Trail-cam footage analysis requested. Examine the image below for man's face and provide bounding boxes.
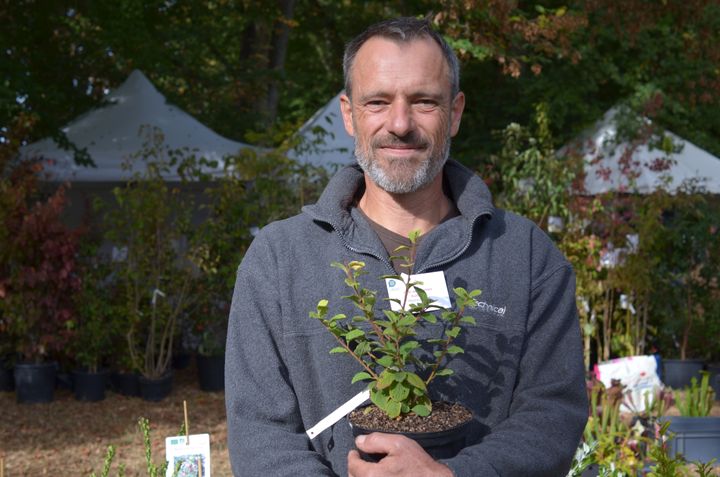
[340,36,464,194]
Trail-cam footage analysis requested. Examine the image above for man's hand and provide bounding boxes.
[347,433,454,477]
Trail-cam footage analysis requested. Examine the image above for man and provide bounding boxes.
[225,17,588,477]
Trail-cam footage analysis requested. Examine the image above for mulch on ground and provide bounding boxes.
[0,362,230,476]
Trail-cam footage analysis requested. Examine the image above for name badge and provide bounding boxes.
[385,271,451,311]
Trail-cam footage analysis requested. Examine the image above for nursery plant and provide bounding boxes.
[310,231,479,421]
[676,372,715,417]
[102,128,196,384]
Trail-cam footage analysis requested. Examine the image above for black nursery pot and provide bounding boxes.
[72,369,109,402]
[0,363,14,392]
[197,354,224,392]
[138,372,173,402]
[14,361,57,404]
[349,406,472,462]
[662,358,704,389]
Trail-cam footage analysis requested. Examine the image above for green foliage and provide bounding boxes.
[100,129,196,379]
[137,417,168,477]
[89,445,125,477]
[69,242,121,372]
[188,148,328,357]
[310,232,479,419]
[676,372,715,417]
[490,103,578,229]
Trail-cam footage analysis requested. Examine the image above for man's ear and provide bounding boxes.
[449,91,465,137]
[340,93,355,137]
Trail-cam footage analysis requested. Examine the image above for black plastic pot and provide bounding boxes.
[197,354,224,392]
[139,372,173,402]
[72,369,109,402]
[349,405,472,462]
[0,364,14,392]
[14,361,57,404]
[662,359,704,389]
[111,371,141,397]
[660,416,720,463]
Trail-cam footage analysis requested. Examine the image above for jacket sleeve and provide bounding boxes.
[443,263,588,477]
[224,232,338,476]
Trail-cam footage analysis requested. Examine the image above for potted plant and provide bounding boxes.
[67,246,119,402]
[0,157,82,403]
[661,372,720,464]
[310,231,479,460]
[102,130,196,401]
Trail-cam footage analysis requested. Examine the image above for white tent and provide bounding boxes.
[20,70,255,182]
[568,108,720,195]
[288,92,354,170]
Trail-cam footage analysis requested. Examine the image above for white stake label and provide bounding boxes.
[305,390,370,440]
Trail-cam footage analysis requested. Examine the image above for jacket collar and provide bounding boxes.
[302,160,495,270]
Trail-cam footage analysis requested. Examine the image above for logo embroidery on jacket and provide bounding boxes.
[472,300,507,317]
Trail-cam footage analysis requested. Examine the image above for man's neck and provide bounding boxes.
[357,172,453,238]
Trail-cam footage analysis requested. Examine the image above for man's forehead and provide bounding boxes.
[350,36,451,93]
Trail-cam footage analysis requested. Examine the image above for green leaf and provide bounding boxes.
[447,345,464,355]
[329,346,348,354]
[414,286,429,304]
[345,329,365,342]
[446,326,461,338]
[412,404,431,417]
[386,400,402,418]
[405,372,427,391]
[351,372,372,384]
[421,312,437,324]
[390,382,409,402]
[460,316,476,325]
[397,314,417,327]
[434,368,454,377]
[377,371,395,390]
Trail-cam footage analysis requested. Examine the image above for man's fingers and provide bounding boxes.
[354,432,414,455]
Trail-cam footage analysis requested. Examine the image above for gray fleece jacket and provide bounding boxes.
[225,160,588,477]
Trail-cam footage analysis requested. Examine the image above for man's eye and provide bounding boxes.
[366,101,387,107]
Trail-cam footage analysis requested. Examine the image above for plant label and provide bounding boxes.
[165,433,211,477]
[306,390,370,440]
[385,271,451,311]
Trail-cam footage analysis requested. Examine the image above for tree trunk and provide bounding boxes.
[260,0,296,125]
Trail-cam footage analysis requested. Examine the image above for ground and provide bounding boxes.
[0,363,230,476]
[1,366,718,476]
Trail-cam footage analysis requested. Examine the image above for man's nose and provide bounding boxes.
[385,100,414,137]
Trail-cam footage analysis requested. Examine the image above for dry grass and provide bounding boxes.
[0,363,230,476]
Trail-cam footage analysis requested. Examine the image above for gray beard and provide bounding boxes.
[354,138,451,194]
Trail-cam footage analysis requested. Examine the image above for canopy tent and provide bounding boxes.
[20,70,255,182]
[567,108,720,195]
[287,92,354,170]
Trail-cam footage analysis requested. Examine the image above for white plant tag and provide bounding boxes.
[385,271,451,311]
[306,389,370,440]
[165,433,211,477]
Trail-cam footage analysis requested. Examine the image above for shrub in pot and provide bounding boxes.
[101,137,196,402]
[67,249,119,402]
[310,232,478,460]
[0,164,82,403]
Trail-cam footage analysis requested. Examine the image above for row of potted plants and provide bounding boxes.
[0,125,329,403]
[488,102,720,380]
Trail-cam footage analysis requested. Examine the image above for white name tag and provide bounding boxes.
[385,271,451,311]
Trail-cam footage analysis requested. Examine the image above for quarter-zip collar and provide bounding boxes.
[302,159,495,271]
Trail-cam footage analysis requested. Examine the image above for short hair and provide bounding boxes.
[342,17,460,100]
